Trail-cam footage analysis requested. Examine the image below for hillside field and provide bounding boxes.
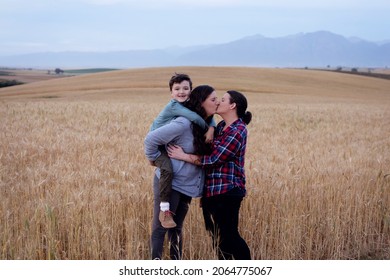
[1,66,390,260]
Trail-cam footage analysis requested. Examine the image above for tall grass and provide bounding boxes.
[244,104,390,259]
[1,67,389,259]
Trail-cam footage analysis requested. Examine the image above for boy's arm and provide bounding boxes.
[204,117,217,143]
[204,126,215,143]
[150,101,175,131]
[171,101,207,129]
[209,117,217,128]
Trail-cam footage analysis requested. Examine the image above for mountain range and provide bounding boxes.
[1,31,389,69]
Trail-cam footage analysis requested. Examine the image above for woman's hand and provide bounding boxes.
[167,144,186,161]
[168,145,202,165]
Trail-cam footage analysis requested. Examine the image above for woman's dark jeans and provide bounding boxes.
[202,194,251,260]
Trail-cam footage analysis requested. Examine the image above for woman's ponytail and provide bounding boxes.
[227,90,252,125]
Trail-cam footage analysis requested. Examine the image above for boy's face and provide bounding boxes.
[171,80,191,103]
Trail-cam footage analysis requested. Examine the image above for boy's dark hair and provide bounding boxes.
[169,73,192,91]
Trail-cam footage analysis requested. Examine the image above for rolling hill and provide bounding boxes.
[1,67,389,103]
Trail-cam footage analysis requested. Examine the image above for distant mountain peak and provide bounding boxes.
[1,31,388,68]
[240,34,266,41]
[348,36,367,43]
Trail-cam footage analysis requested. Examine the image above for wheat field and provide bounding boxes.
[1,67,390,259]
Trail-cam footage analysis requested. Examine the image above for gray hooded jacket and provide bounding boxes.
[144,116,204,198]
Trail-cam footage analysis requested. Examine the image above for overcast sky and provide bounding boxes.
[1,0,389,55]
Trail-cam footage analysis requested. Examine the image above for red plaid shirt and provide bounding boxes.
[201,118,248,197]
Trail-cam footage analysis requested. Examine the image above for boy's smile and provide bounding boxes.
[171,80,191,103]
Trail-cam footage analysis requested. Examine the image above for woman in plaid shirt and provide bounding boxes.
[168,90,252,260]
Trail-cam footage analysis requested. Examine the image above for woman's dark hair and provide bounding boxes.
[227,90,252,125]
[169,73,192,91]
[184,85,214,155]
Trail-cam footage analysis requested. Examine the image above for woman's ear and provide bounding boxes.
[230,102,237,110]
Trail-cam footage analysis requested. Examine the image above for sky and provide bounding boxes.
[1,0,389,55]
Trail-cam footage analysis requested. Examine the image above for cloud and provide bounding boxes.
[1,0,388,55]
[80,0,127,5]
[78,0,389,8]
[3,0,389,10]
[79,0,244,7]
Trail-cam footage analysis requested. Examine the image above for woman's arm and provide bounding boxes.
[167,145,202,166]
[168,129,244,167]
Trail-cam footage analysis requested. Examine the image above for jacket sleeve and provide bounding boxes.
[144,117,187,161]
[171,101,207,130]
[209,117,217,127]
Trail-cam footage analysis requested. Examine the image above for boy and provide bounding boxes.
[148,73,214,228]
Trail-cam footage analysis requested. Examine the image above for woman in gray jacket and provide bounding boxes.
[144,85,218,260]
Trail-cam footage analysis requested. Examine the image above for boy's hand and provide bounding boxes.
[204,126,215,144]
